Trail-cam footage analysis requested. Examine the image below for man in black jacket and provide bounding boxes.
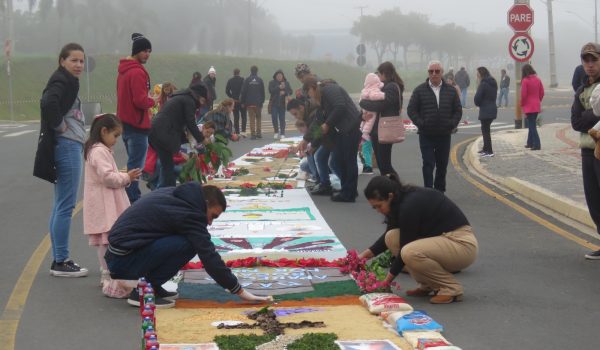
[240,65,265,139]
[105,183,271,308]
[407,60,462,193]
[226,68,247,135]
[149,82,208,188]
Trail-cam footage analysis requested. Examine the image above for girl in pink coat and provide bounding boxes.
[520,64,545,150]
[83,114,141,294]
[359,73,385,174]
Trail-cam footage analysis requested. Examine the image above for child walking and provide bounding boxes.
[359,73,385,174]
[83,114,141,297]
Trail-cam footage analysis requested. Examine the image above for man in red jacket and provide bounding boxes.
[117,33,156,203]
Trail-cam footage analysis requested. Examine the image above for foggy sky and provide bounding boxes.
[265,0,597,40]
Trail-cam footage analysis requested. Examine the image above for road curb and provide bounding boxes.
[465,137,595,230]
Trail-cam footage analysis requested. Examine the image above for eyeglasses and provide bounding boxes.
[428,69,441,74]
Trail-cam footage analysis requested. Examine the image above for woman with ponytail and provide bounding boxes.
[359,175,478,304]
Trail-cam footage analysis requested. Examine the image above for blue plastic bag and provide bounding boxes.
[396,311,444,335]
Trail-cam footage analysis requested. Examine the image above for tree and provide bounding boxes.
[351,15,388,64]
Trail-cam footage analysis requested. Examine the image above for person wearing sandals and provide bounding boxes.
[358,175,478,304]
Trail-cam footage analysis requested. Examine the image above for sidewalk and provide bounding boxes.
[466,122,599,237]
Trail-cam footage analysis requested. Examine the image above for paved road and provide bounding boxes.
[1,90,599,349]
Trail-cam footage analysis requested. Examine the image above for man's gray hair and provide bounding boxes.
[427,60,444,70]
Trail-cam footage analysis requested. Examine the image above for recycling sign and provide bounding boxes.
[509,33,534,62]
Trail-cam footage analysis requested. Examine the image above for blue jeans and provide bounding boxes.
[49,137,83,263]
[497,87,509,107]
[418,134,451,192]
[271,105,286,135]
[526,113,541,149]
[315,147,334,186]
[105,235,196,286]
[122,125,148,203]
[301,154,319,181]
[460,88,468,108]
[361,140,373,168]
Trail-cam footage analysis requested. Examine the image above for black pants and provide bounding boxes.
[334,128,361,200]
[480,119,493,153]
[371,131,397,176]
[582,149,600,234]
[155,146,176,188]
[418,134,451,192]
[233,102,247,134]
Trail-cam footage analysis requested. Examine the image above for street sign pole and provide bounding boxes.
[510,0,533,129]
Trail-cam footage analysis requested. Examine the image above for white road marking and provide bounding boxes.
[3,130,36,137]
[459,122,509,129]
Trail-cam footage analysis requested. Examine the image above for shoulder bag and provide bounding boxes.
[377,83,405,144]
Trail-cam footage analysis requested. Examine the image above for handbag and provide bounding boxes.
[377,83,405,144]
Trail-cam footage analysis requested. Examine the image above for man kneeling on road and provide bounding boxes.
[105,182,271,308]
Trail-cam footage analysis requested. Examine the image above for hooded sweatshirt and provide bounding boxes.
[116,58,155,131]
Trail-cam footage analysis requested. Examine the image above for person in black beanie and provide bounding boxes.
[116,33,155,203]
[131,32,152,57]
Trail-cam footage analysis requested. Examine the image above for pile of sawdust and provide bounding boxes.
[155,305,411,349]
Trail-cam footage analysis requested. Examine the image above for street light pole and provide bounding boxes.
[6,0,15,121]
[546,0,558,87]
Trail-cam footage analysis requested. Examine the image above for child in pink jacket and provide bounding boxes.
[83,114,141,296]
[359,73,385,174]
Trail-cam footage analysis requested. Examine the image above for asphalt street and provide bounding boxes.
[1,88,599,349]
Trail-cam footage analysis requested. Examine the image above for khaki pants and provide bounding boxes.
[385,225,478,296]
[247,106,262,137]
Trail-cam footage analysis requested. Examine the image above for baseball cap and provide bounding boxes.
[581,42,600,58]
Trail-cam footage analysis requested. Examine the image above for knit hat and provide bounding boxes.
[208,66,216,75]
[131,33,152,56]
[294,63,311,77]
[189,82,208,98]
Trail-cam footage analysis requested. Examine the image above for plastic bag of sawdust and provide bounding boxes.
[380,310,413,325]
[359,293,412,314]
[396,311,443,335]
[403,331,449,348]
[402,331,452,350]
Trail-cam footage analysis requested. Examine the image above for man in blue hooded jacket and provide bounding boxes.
[105,182,271,308]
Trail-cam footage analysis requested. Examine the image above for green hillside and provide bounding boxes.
[0,54,426,121]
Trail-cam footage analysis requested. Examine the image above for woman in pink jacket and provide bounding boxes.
[521,64,545,150]
[83,114,141,294]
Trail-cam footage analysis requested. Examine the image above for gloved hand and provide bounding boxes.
[236,289,273,302]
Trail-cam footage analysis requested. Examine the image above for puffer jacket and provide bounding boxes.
[407,79,462,135]
[319,83,361,134]
[149,88,205,154]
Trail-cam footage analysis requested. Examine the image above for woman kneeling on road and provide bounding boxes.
[358,175,478,304]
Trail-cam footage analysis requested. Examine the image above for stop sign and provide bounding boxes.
[507,4,534,32]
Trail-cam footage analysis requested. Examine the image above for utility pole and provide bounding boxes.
[596,0,598,42]
[545,0,558,87]
[355,5,367,17]
[247,0,252,56]
[6,0,15,121]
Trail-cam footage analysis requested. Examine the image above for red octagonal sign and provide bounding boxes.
[507,4,534,32]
